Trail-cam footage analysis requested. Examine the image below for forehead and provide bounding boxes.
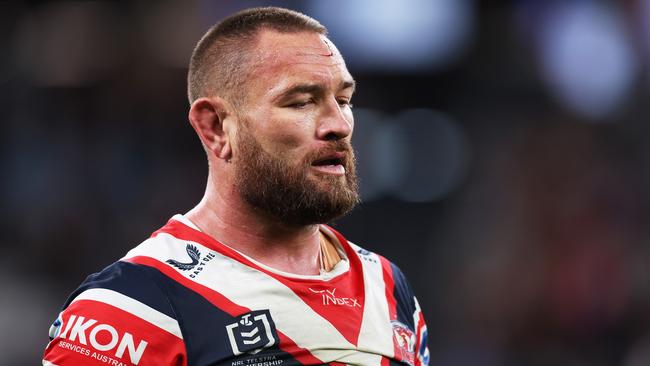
[247,30,352,91]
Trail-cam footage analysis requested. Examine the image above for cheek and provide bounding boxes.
[262,114,316,147]
[271,131,306,147]
[258,128,312,162]
[246,107,319,155]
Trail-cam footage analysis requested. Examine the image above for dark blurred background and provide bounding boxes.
[3,0,650,365]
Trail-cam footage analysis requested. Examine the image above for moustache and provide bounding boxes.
[305,141,356,169]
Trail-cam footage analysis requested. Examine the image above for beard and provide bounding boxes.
[234,126,359,227]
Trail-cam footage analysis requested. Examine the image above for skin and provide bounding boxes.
[186,29,356,275]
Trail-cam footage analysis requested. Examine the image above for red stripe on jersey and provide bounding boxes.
[380,256,401,362]
[380,256,397,321]
[126,255,330,365]
[150,219,366,346]
[414,311,427,366]
[43,299,186,366]
[276,331,334,365]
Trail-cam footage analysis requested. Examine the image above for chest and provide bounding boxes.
[169,260,400,365]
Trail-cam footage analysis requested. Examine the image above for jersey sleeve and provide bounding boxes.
[42,261,187,366]
[382,258,430,366]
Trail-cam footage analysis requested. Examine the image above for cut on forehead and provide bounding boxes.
[253,30,341,56]
[246,30,347,73]
[224,30,351,108]
[194,30,338,108]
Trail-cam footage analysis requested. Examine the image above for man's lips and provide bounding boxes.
[311,151,347,176]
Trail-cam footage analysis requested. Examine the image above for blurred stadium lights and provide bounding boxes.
[624,335,650,366]
[392,109,470,202]
[354,108,470,203]
[12,2,122,87]
[353,109,407,201]
[536,1,638,121]
[308,0,475,72]
[141,1,205,68]
[638,0,650,77]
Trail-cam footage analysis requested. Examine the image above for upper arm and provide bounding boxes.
[42,262,187,366]
[385,261,430,366]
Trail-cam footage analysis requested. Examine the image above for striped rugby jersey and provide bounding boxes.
[43,215,429,366]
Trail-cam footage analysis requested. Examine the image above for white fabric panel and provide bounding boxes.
[349,242,394,363]
[71,288,183,339]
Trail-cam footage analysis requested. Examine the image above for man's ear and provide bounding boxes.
[188,96,234,161]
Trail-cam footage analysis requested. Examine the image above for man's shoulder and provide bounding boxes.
[56,221,192,323]
[44,250,187,365]
[62,258,175,318]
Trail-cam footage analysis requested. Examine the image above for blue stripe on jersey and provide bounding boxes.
[62,261,305,365]
[137,262,305,366]
[67,260,303,365]
[141,262,236,364]
[62,261,177,319]
[390,262,417,331]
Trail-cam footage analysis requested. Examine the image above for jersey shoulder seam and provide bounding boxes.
[126,260,190,352]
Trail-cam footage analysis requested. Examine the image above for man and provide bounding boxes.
[43,7,429,366]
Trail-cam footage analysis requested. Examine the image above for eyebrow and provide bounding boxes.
[278,79,356,100]
[342,80,356,93]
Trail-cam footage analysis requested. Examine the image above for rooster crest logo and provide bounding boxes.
[166,244,201,271]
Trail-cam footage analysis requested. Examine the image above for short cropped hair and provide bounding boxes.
[187,7,327,105]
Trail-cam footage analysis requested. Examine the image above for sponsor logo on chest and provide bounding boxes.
[308,287,361,307]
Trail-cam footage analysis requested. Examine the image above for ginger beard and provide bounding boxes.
[234,124,359,227]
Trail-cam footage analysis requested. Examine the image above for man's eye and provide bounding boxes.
[287,100,313,109]
[338,99,353,108]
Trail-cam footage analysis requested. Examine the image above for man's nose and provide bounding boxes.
[316,99,353,140]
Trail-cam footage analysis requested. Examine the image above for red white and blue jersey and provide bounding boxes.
[43,215,429,366]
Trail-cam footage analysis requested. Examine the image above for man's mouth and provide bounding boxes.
[311,152,346,176]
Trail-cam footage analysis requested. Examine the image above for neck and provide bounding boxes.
[186,174,322,275]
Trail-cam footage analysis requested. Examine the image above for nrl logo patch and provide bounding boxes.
[166,244,200,271]
[226,310,278,356]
